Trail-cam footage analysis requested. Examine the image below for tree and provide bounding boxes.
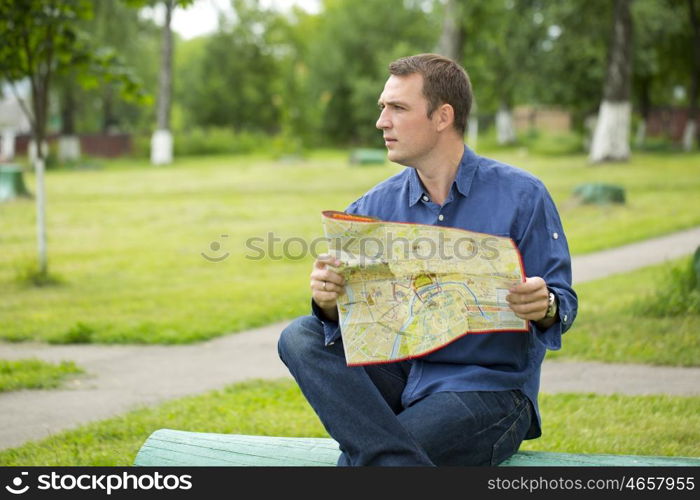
[126,0,192,165]
[589,0,634,162]
[303,0,439,145]
[629,0,687,148]
[438,0,464,62]
[0,0,146,277]
[177,0,286,133]
[684,0,700,150]
[486,0,547,145]
[437,0,479,149]
[151,0,175,165]
[0,0,93,277]
[84,0,160,134]
[437,1,549,146]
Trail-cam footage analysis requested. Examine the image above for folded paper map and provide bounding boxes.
[321,210,528,366]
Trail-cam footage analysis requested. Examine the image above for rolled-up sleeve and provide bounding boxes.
[310,299,342,346]
[515,181,578,350]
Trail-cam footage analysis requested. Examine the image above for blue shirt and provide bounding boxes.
[312,145,578,438]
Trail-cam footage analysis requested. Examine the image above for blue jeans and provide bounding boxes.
[278,315,533,466]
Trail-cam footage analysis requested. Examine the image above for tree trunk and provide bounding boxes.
[589,0,633,163]
[102,86,119,133]
[467,101,478,150]
[59,81,80,162]
[151,0,174,165]
[683,0,700,151]
[30,13,60,276]
[496,102,516,145]
[635,76,651,148]
[438,0,464,62]
[634,120,646,149]
[438,0,478,148]
[31,74,49,276]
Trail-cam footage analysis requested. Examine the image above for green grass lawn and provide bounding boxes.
[1,149,699,344]
[548,257,700,366]
[0,379,696,465]
[0,359,83,392]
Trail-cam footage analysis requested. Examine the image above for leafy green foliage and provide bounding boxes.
[5,0,694,147]
[0,0,146,128]
[177,0,284,133]
[300,0,439,145]
[171,127,275,156]
[633,253,700,317]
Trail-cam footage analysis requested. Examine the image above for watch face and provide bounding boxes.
[545,293,556,318]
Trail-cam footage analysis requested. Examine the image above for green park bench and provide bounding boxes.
[573,183,626,204]
[133,429,700,467]
[349,148,386,165]
[0,164,31,202]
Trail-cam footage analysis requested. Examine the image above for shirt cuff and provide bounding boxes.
[310,299,342,346]
[532,287,575,350]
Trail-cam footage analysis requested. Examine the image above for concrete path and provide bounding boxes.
[1,227,699,451]
[571,226,700,284]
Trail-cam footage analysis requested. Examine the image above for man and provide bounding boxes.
[278,53,577,466]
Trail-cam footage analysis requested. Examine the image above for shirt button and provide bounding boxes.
[553,232,559,240]
[563,314,568,323]
[422,195,429,202]
[438,214,444,221]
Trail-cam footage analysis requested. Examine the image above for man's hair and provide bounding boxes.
[388,53,472,135]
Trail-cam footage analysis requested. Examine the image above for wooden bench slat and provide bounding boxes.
[133,429,700,467]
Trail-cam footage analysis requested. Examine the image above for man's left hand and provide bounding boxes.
[506,276,551,323]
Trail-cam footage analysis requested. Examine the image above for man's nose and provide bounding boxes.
[376,109,390,129]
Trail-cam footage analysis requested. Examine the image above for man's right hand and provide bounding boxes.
[310,254,345,322]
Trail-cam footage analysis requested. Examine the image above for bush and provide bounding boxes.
[634,252,700,317]
[475,128,585,156]
[49,322,96,344]
[174,127,271,156]
[130,128,307,158]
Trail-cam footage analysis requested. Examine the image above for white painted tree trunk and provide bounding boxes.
[496,107,516,145]
[583,115,597,153]
[634,120,646,148]
[467,115,479,150]
[1,129,15,160]
[152,0,174,166]
[467,100,478,150]
[682,119,697,151]
[28,140,49,165]
[589,100,631,162]
[150,129,173,165]
[34,157,48,275]
[58,135,81,162]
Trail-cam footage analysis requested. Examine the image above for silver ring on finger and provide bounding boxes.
[322,281,327,291]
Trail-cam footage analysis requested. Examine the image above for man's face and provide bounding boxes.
[376,73,440,166]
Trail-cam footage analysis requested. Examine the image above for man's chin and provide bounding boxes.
[386,150,407,165]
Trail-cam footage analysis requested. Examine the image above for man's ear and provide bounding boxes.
[435,103,455,132]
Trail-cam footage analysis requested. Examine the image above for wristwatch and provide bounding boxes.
[544,291,558,320]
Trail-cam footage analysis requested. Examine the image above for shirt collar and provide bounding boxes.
[407,145,479,207]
